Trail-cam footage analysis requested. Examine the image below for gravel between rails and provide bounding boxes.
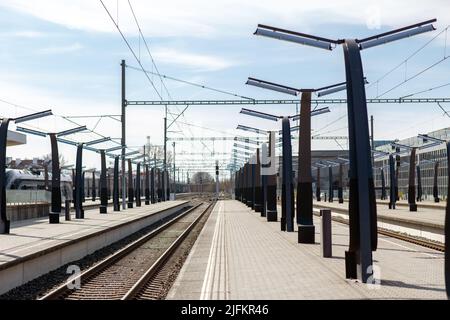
[134,200,215,300]
[60,203,209,300]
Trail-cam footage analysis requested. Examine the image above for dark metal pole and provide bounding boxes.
[244,164,247,204]
[328,166,334,203]
[0,118,11,234]
[136,163,141,207]
[266,132,278,222]
[151,167,156,204]
[261,169,267,217]
[343,39,377,283]
[251,155,256,210]
[445,142,450,299]
[173,142,176,200]
[100,150,108,214]
[254,149,262,212]
[416,165,422,202]
[388,155,396,209]
[297,91,314,243]
[74,144,84,219]
[145,164,150,205]
[163,117,167,201]
[433,161,440,202]
[49,133,61,223]
[92,170,96,202]
[82,171,86,203]
[246,162,251,207]
[113,156,120,211]
[408,148,417,211]
[371,115,374,167]
[395,151,400,201]
[157,169,162,202]
[316,167,321,201]
[381,168,386,200]
[128,159,134,208]
[338,163,344,204]
[281,116,294,232]
[121,59,127,210]
[165,170,170,201]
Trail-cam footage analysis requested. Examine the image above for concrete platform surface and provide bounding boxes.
[0,200,188,269]
[0,200,190,295]
[168,200,446,300]
[316,200,445,228]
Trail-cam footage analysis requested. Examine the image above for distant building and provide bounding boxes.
[374,127,450,200]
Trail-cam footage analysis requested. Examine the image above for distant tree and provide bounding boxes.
[42,153,67,170]
[191,172,214,185]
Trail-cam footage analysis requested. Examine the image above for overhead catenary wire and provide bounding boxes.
[126,0,213,153]
[126,64,254,101]
[367,25,450,94]
[376,55,450,98]
[0,97,144,156]
[100,0,212,156]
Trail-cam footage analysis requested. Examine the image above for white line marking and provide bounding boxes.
[200,201,223,300]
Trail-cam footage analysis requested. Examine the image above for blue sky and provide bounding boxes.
[1,0,450,171]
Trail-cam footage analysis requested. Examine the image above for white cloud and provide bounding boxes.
[37,43,83,54]
[0,0,448,38]
[152,48,235,71]
[0,30,49,38]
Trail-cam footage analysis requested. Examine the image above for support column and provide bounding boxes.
[113,156,120,211]
[74,144,84,219]
[145,164,150,205]
[408,147,417,211]
[0,119,11,234]
[157,169,162,202]
[136,163,142,207]
[49,133,61,223]
[296,91,314,243]
[121,59,127,210]
[254,149,262,212]
[266,132,278,222]
[92,170,97,202]
[245,162,252,207]
[381,168,386,200]
[433,161,440,203]
[338,163,344,204]
[100,150,108,214]
[165,170,170,201]
[328,166,334,203]
[416,165,422,202]
[128,159,134,208]
[82,171,86,203]
[261,170,267,217]
[343,39,377,283]
[251,155,256,210]
[445,142,450,299]
[281,116,294,232]
[150,167,156,204]
[388,155,396,209]
[316,167,321,201]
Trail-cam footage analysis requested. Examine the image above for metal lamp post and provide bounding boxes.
[1,111,53,233]
[253,19,437,282]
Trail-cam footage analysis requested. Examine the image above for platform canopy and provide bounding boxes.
[6,130,26,147]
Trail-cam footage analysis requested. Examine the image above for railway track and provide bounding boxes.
[40,200,215,300]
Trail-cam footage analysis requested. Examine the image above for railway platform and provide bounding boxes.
[314,200,445,243]
[0,200,190,295]
[168,200,446,300]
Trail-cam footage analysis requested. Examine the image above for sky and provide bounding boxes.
[1,0,450,173]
